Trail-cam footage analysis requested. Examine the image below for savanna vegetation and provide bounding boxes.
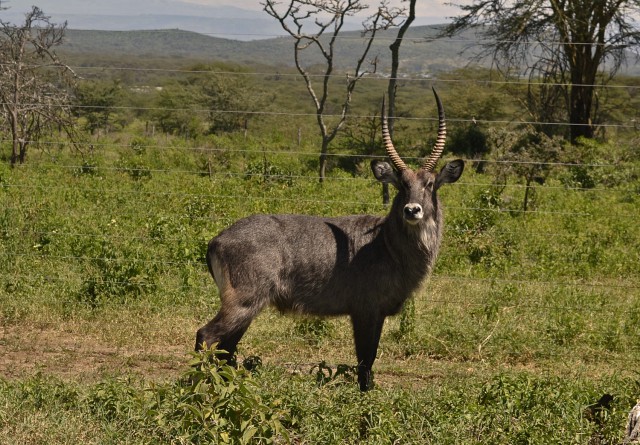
[1,10,640,444]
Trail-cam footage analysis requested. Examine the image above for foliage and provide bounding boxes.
[486,128,564,211]
[74,79,124,134]
[0,135,639,443]
[447,123,491,162]
[444,0,640,142]
[294,317,333,345]
[154,62,269,137]
[3,364,638,444]
[140,348,291,444]
[75,236,159,308]
[197,63,268,134]
[1,51,640,444]
[155,81,205,136]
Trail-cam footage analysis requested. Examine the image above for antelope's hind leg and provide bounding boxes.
[195,255,264,364]
[195,305,256,364]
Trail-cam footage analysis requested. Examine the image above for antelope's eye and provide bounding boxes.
[426,180,434,190]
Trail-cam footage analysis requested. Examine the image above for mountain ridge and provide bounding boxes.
[59,25,480,75]
[55,26,640,76]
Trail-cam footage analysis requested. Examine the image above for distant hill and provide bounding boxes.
[60,26,484,75]
[56,14,287,40]
[58,27,640,76]
[1,4,288,41]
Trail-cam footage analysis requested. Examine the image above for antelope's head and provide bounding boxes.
[371,88,464,227]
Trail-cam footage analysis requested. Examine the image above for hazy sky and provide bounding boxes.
[4,0,461,20]
[197,0,459,17]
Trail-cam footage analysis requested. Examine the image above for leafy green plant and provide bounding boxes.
[398,297,416,338]
[75,237,158,307]
[294,317,332,346]
[85,378,140,422]
[310,361,357,387]
[244,156,294,186]
[143,348,291,444]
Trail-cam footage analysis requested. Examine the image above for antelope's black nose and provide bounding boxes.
[403,204,423,221]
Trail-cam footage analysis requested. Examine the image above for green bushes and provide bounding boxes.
[76,237,159,307]
[144,349,291,444]
[2,364,638,444]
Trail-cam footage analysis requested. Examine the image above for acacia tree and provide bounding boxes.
[154,63,267,137]
[75,80,123,134]
[263,0,403,182]
[197,64,268,134]
[444,0,640,143]
[0,6,78,165]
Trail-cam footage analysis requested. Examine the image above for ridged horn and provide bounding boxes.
[421,87,447,172]
[381,95,407,172]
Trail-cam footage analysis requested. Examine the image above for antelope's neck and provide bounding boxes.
[382,207,443,273]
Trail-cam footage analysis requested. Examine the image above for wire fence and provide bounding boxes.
[3,261,639,315]
[2,26,640,357]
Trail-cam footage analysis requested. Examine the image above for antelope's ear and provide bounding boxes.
[435,159,464,190]
[371,160,399,188]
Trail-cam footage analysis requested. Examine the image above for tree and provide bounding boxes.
[155,82,204,137]
[154,63,266,138]
[0,7,78,165]
[263,0,403,182]
[386,0,415,137]
[382,0,416,206]
[74,80,123,134]
[197,64,267,135]
[444,0,640,143]
[488,128,562,211]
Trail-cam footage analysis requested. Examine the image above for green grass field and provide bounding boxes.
[1,130,639,444]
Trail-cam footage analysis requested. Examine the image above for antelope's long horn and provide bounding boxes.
[421,87,447,172]
[381,95,407,172]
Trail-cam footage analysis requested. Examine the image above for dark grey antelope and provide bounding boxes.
[196,88,464,391]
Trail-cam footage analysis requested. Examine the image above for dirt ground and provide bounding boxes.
[0,324,188,382]
[0,322,449,389]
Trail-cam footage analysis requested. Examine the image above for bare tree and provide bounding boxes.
[0,6,78,165]
[263,0,403,182]
[444,0,640,143]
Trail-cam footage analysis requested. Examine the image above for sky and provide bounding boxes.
[198,0,460,18]
[3,0,461,21]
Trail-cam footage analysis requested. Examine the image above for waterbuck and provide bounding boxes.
[196,88,464,391]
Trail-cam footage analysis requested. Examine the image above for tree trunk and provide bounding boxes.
[10,112,19,167]
[319,140,329,183]
[385,0,415,205]
[10,139,18,166]
[569,82,595,143]
[19,142,27,164]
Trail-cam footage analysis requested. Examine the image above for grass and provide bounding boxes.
[1,130,639,443]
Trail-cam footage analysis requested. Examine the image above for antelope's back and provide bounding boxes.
[207,213,395,315]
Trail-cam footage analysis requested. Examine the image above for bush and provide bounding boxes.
[143,348,292,444]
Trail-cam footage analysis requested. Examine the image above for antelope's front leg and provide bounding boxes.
[351,313,385,391]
